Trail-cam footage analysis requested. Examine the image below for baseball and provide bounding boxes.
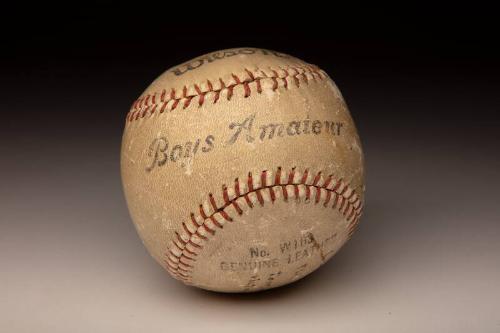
[121,48,365,292]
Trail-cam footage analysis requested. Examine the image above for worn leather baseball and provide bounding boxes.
[121,48,364,292]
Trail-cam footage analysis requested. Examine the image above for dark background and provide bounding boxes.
[1,6,499,332]
[2,7,499,161]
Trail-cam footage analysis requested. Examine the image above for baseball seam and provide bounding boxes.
[164,167,363,283]
[127,65,326,122]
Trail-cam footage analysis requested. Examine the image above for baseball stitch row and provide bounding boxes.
[126,65,326,122]
[164,167,363,283]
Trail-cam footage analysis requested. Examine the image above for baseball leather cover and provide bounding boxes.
[121,48,364,292]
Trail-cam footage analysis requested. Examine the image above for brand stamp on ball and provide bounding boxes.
[146,114,346,172]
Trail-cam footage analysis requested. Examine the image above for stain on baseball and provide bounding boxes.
[121,48,365,292]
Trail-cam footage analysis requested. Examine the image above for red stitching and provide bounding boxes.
[244,194,254,208]
[195,231,208,241]
[294,185,300,199]
[282,185,289,201]
[305,186,311,201]
[231,73,241,84]
[172,240,183,252]
[314,187,321,204]
[180,254,196,262]
[332,193,339,208]
[171,99,179,110]
[243,82,251,97]
[275,167,282,185]
[177,270,190,277]
[209,193,218,212]
[301,169,309,183]
[222,186,230,204]
[232,201,243,215]
[244,68,255,80]
[312,171,322,186]
[150,104,157,115]
[166,167,363,282]
[210,216,223,229]
[202,223,215,235]
[179,258,193,267]
[165,256,177,266]
[282,77,288,89]
[226,84,234,100]
[234,178,241,195]
[183,247,198,257]
[271,77,278,91]
[323,190,332,207]
[219,210,233,222]
[256,189,264,206]
[248,172,255,191]
[256,79,262,93]
[339,197,346,211]
[127,66,327,122]
[347,207,356,220]
[288,168,295,184]
[182,222,192,236]
[269,187,276,203]
[175,231,186,245]
[189,240,203,249]
[160,101,167,113]
[166,261,177,270]
[199,205,208,220]
[177,266,190,273]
